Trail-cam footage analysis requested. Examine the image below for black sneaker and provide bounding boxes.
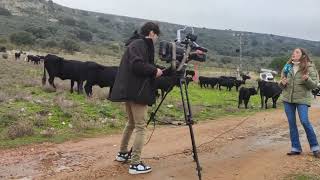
[115,152,131,162]
[129,161,152,175]
[286,151,301,156]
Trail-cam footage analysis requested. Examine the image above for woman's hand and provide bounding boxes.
[281,77,288,86]
[302,74,309,81]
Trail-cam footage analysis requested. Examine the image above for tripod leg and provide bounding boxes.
[178,79,202,180]
[147,86,173,126]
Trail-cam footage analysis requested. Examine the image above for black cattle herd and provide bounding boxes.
[10,52,320,109]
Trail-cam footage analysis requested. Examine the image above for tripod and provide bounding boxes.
[147,68,202,180]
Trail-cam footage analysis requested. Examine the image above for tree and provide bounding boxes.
[251,39,258,46]
[77,30,92,42]
[43,40,58,48]
[25,27,50,39]
[268,56,289,73]
[48,0,55,12]
[61,39,80,52]
[10,31,34,45]
[59,17,77,26]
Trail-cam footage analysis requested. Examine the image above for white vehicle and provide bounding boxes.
[259,72,274,81]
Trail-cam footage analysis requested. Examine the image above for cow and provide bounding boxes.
[199,76,219,88]
[155,75,177,98]
[241,74,251,83]
[198,76,207,88]
[42,54,88,94]
[238,87,257,109]
[199,76,210,88]
[155,75,193,99]
[84,62,118,97]
[15,52,21,60]
[257,80,282,109]
[27,55,41,64]
[220,76,237,80]
[218,76,235,91]
[234,80,245,91]
[186,70,195,78]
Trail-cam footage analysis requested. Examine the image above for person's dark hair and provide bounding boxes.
[140,22,160,36]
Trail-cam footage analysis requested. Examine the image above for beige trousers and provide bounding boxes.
[120,102,148,164]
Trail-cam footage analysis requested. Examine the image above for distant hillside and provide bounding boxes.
[1,0,320,69]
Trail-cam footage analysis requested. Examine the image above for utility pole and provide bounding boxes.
[233,32,244,79]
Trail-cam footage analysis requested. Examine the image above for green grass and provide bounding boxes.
[0,57,278,149]
[285,174,320,180]
[153,83,267,122]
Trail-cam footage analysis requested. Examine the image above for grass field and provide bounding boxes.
[0,54,276,148]
[286,173,320,180]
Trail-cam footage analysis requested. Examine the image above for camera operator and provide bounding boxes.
[109,22,162,174]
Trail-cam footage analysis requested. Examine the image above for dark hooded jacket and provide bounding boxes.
[109,34,158,105]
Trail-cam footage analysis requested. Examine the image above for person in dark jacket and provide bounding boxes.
[280,48,320,158]
[109,22,163,174]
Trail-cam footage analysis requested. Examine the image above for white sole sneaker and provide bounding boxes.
[129,168,152,175]
[115,156,127,162]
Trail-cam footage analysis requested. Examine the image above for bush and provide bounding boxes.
[2,53,8,59]
[0,46,6,52]
[46,26,58,35]
[0,112,18,127]
[25,27,50,39]
[98,32,113,41]
[7,121,34,139]
[0,7,11,16]
[77,21,89,29]
[43,40,58,48]
[89,27,99,33]
[61,39,80,52]
[10,31,34,45]
[77,30,92,42]
[0,37,7,44]
[98,17,110,23]
[59,17,77,26]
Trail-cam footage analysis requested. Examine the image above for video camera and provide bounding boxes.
[158,26,208,71]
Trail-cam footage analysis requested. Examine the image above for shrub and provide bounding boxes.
[43,40,58,48]
[59,17,77,26]
[10,31,34,45]
[77,30,92,42]
[60,39,80,52]
[7,121,34,139]
[97,17,110,23]
[2,53,8,59]
[0,46,6,52]
[25,27,50,39]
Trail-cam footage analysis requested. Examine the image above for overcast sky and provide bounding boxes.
[54,0,320,41]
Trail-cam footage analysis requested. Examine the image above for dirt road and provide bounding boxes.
[1,103,320,180]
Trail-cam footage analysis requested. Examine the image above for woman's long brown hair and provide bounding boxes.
[287,48,311,75]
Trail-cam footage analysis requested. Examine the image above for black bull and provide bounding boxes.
[42,54,118,97]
